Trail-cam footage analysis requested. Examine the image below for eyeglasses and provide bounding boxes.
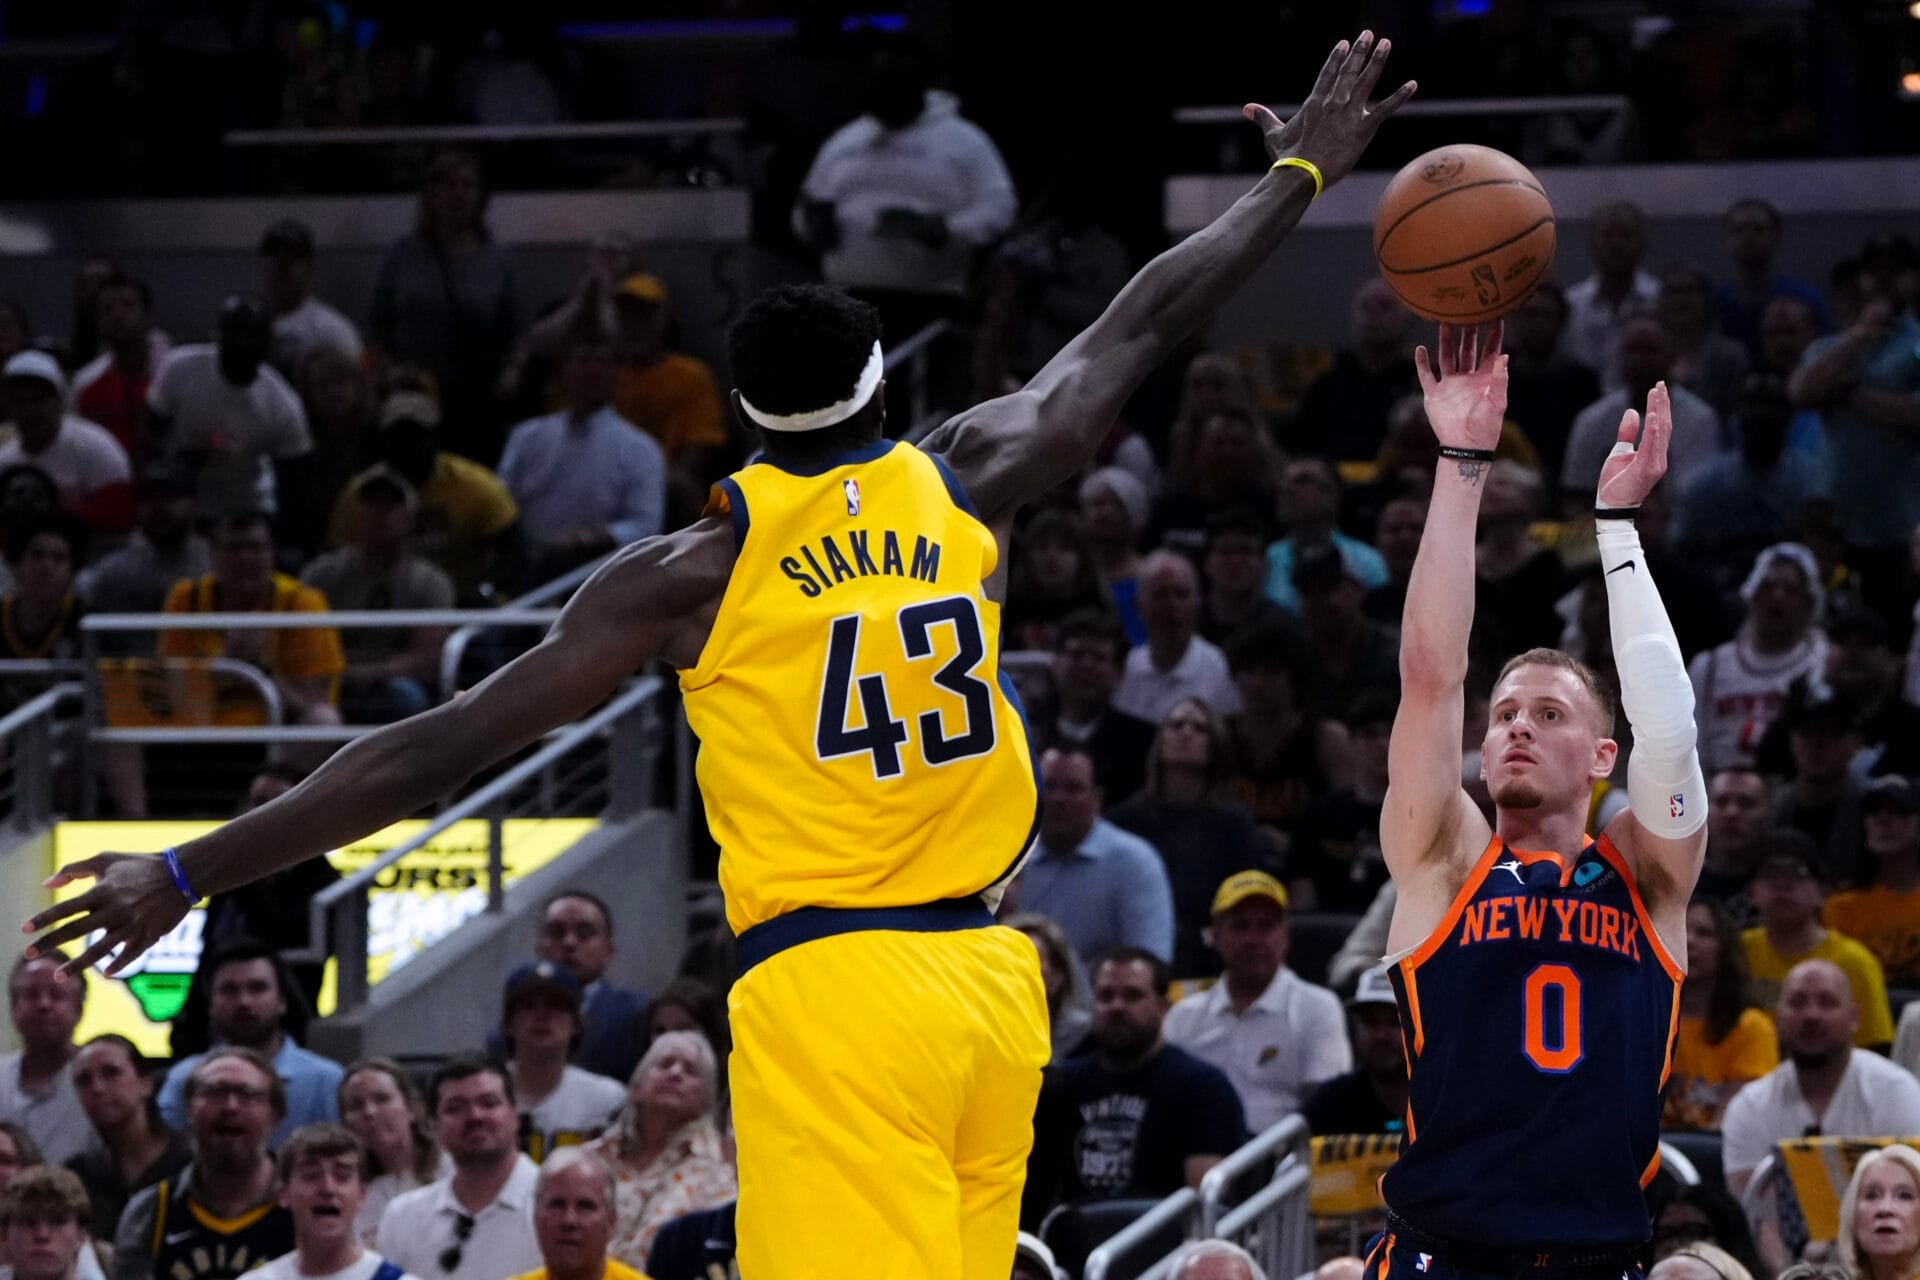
[193,1083,270,1106]
[438,1212,474,1274]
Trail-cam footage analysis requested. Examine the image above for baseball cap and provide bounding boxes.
[1014,1232,1059,1279]
[616,273,668,305]
[1211,870,1290,917]
[1753,828,1823,881]
[380,391,442,430]
[502,960,584,1013]
[259,219,316,257]
[1291,542,1352,593]
[1862,775,1920,816]
[3,350,66,396]
[1348,965,1397,1009]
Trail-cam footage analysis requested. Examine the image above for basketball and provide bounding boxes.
[1372,144,1556,324]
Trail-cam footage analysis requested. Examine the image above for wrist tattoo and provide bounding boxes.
[1455,459,1489,483]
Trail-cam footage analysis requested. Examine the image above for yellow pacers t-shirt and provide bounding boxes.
[1825,886,1920,986]
[509,1263,651,1280]
[1663,1008,1779,1130]
[1742,926,1895,1046]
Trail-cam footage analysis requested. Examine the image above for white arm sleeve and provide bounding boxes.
[1595,513,1708,840]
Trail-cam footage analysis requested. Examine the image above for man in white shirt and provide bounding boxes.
[148,297,312,517]
[377,1060,541,1280]
[1113,551,1244,724]
[500,963,626,1162]
[259,221,364,378]
[0,954,96,1166]
[1561,200,1659,389]
[1686,542,1829,776]
[1722,959,1920,1196]
[496,333,666,578]
[259,1124,419,1280]
[1561,314,1722,509]
[0,350,133,536]
[1163,872,1351,1133]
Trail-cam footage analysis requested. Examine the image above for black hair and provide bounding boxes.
[212,510,275,542]
[725,285,883,457]
[1205,505,1271,548]
[1224,619,1311,683]
[1685,897,1753,1046]
[1649,1184,1764,1280]
[542,889,615,940]
[202,937,291,1000]
[95,272,153,312]
[1093,946,1172,998]
[1053,608,1129,663]
[427,1055,514,1115]
[3,512,86,570]
[1723,197,1782,230]
[645,977,731,1064]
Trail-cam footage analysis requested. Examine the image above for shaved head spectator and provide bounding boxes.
[1113,551,1243,725]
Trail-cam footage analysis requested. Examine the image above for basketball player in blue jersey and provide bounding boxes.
[27,31,1415,1280]
[1375,327,1709,1280]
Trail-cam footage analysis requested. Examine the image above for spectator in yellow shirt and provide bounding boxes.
[1825,776,1920,987]
[508,1147,650,1280]
[1742,831,1894,1049]
[161,510,343,726]
[1667,898,1779,1130]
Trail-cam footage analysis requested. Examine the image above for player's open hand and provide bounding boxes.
[22,852,187,978]
[1597,380,1672,511]
[1414,322,1507,453]
[1243,31,1417,190]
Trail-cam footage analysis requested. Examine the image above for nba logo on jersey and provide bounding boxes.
[843,478,861,515]
[1416,1254,1432,1272]
[1669,793,1686,818]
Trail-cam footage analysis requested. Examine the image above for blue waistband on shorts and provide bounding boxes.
[734,898,995,975]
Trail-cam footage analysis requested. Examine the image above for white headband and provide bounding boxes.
[738,342,884,433]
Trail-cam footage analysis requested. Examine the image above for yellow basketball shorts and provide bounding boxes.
[728,918,1049,1280]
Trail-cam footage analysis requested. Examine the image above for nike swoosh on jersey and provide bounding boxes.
[1607,560,1636,575]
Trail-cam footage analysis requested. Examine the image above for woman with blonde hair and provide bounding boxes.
[1838,1145,1920,1280]
[1648,1242,1754,1280]
[1003,913,1091,1061]
[586,1030,736,1267]
[337,1058,449,1244]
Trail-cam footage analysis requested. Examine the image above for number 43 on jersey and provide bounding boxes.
[814,595,998,779]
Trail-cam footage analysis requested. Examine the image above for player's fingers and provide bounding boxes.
[1486,319,1506,360]
[104,929,161,978]
[1414,345,1435,394]
[1370,80,1419,125]
[42,854,109,892]
[1243,103,1284,134]
[1336,31,1375,103]
[65,931,122,979]
[28,912,105,957]
[22,885,100,939]
[1354,35,1392,102]
[1310,40,1351,103]
[1615,407,1641,447]
[1436,328,1455,377]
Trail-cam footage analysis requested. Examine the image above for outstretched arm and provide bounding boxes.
[1381,326,1505,880]
[927,31,1415,522]
[23,522,731,974]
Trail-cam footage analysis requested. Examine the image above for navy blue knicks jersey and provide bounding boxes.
[1382,835,1682,1248]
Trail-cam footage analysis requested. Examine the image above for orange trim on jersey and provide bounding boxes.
[1403,835,1506,970]
[1380,1232,1396,1280]
[1593,835,1685,981]
[1658,980,1682,1091]
[1640,1147,1662,1188]
[1401,962,1427,1056]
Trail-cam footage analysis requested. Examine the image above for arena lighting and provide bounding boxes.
[1909,1,1920,19]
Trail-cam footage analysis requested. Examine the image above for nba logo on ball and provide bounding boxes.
[844,478,861,516]
[1670,794,1686,819]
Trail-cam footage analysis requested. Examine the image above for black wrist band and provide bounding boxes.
[1594,507,1640,520]
[1438,446,1496,462]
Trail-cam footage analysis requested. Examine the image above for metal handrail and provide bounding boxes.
[1084,1188,1200,1280]
[282,675,662,1008]
[1211,1157,1313,1280]
[0,660,85,676]
[1199,1114,1310,1233]
[82,609,564,632]
[1175,94,1629,125]
[224,118,746,146]
[0,684,83,831]
[440,555,612,698]
[1660,1140,1701,1187]
[0,683,82,741]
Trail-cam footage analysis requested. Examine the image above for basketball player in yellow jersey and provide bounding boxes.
[27,32,1415,1280]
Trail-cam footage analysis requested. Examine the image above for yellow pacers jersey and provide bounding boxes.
[680,439,1039,935]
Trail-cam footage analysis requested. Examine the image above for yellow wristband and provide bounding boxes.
[1271,155,1324,198]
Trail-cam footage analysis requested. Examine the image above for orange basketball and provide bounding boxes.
[1373,144,1556,324]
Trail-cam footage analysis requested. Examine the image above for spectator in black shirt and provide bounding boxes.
[1693,769,1772,926]
[1199,507,1292,647]
[1291,543,1400,723]
[1812,608,1920,779]
[1772,692,1868,885]
[1302,966,1407,1137]
[1285,279,1416,461]
[1148,411,1279,564]
[1223,622,1350,852]
[1002,509,1114,655]
[1287,692,1392,914]
[1032,610,1156,804]
[1474,462,1568,654]
[1364,496,1425,627]
[1022,949,1247,1227]
[1504,282,1600,480]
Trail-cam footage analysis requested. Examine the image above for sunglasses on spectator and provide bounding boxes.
[439,1212,475,1274]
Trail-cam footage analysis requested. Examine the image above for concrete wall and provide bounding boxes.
[306,809,686,1064]
[0,825,56,1056]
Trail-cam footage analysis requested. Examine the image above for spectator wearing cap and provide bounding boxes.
[1198,508,1293,648]
[1714,198,1827,363]
[331,382,519,603]
[148,297,312,518]
[499,963,625,1162]
[1010,745,1174,968]
[1222,623,1349,852]
[75,466,208,655]
[1162,872,1349,1132]
[1290,543,1400,724]
[1721,959,1920,1199]
[1739,832,1893,1049]
[1772,691,1868,880]
[1109,700,1267,980]
[1687,542,1829,775]
[259,220,364,378]
[1031,610,1156,808]
[1301,966,1407,1136]
[0,352,132,536]
[1112,552,1242,725]
[1823,777,1920,987]
[1286,691,1393,913]
[498,330,667,579]
[375,1058,541,1280]
[1789,254,1920,602]
[1023,948,1247,1226]
[161,511,344,727]
[506,1148,634,1280]
[1078,467,1148,645]
[608,275,728,509]
[1263,456,1390,615]
[254,1124,420,1280]
[515,893,649,1085]
[301,468,455,722]
[1673,372,1830,588]
[1,1165,98,1280]
[70,273,168,470]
